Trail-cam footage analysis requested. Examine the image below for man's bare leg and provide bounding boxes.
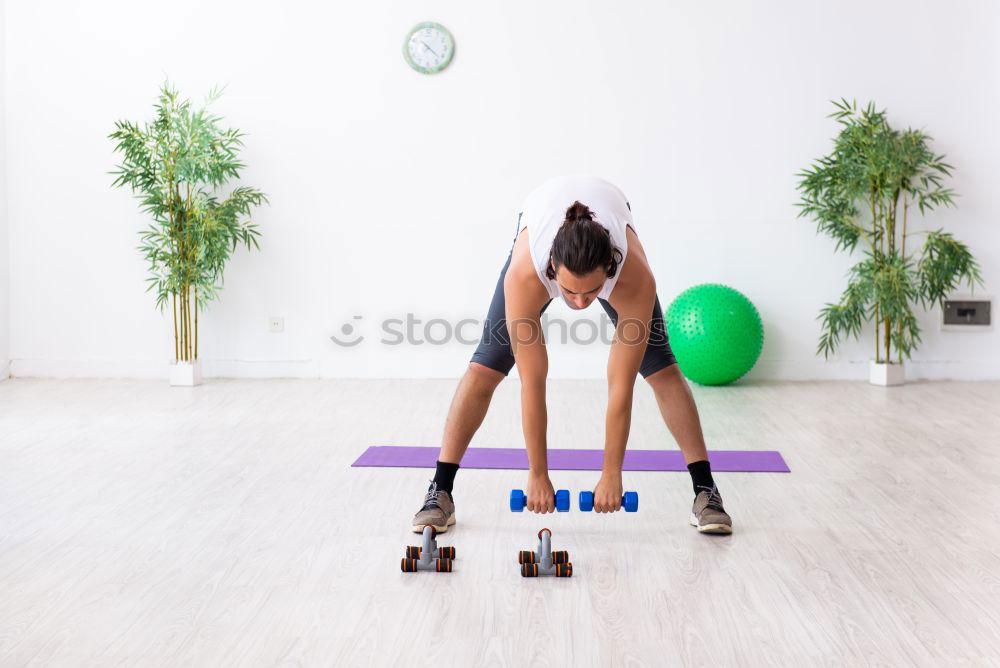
[411,362,506,532]
[644,364,709,464]
[439,362,506,463]
[644,364,732,533]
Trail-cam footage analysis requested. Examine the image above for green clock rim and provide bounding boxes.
[403,21,455,74]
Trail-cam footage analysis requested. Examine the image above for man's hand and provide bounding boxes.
[527,471,556,513]
[592,472,623,513]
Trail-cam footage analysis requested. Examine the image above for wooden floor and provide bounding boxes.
[0,376,998,666]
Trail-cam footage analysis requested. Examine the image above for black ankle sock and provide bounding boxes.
[687,460,716,496]
[431,460,460,496]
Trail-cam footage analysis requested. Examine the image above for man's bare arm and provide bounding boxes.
[504,250,554,511]
[594,230,657,512]
[604,280,656,472]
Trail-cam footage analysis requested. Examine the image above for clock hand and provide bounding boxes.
[420,40,440,58]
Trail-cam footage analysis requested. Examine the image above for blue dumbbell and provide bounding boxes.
[510,489,571,512]
[578,490,639,512]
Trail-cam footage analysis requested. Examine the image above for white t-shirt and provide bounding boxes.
[517,175,633,302]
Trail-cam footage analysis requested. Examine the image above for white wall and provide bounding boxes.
[0,0,9,380]
[4,0,999,380]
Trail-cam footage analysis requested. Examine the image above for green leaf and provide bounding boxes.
[796,99,982,361]
[110,79,269,330]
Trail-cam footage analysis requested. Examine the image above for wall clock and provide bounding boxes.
[403,22,455,74]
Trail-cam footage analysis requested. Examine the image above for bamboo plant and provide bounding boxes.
[110,82,267,363]
[797,99,984,364]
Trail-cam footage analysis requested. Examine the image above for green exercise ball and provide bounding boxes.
[665,284,763,386]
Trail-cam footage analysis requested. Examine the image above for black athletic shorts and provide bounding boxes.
[469,222,677,378]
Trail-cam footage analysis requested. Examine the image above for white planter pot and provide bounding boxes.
[170,360,203,387]
[869,360,904,386]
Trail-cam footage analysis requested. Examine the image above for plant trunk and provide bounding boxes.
[874,304,880,362]
[184,284,191,361]
[885,191,896,364]
[169,178,179,363]
[181,285,186,361]
[172,292,179,363]
[185,283,192,361]
[898,197,908,364]
[178,286,184,361]
[179,285,184,361]
[870,192,880,362]
[180,284,187,361]
[884,317,891,364]
[888,190,899,255]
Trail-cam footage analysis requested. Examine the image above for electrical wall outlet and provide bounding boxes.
[268,316,285,333]
[942,297,991,331]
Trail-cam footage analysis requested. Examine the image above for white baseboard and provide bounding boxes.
[7,356,1000,381]
[749,358,1000,382]
[9,358,321,380]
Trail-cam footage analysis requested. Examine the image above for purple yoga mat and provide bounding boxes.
[352,446,789,472]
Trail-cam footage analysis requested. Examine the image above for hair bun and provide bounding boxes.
[564,201,595,225]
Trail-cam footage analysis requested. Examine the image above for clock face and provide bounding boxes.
[403,22,454,74]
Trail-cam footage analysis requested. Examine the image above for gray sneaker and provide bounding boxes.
[690,485,733,534]
[411,482,456,534]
